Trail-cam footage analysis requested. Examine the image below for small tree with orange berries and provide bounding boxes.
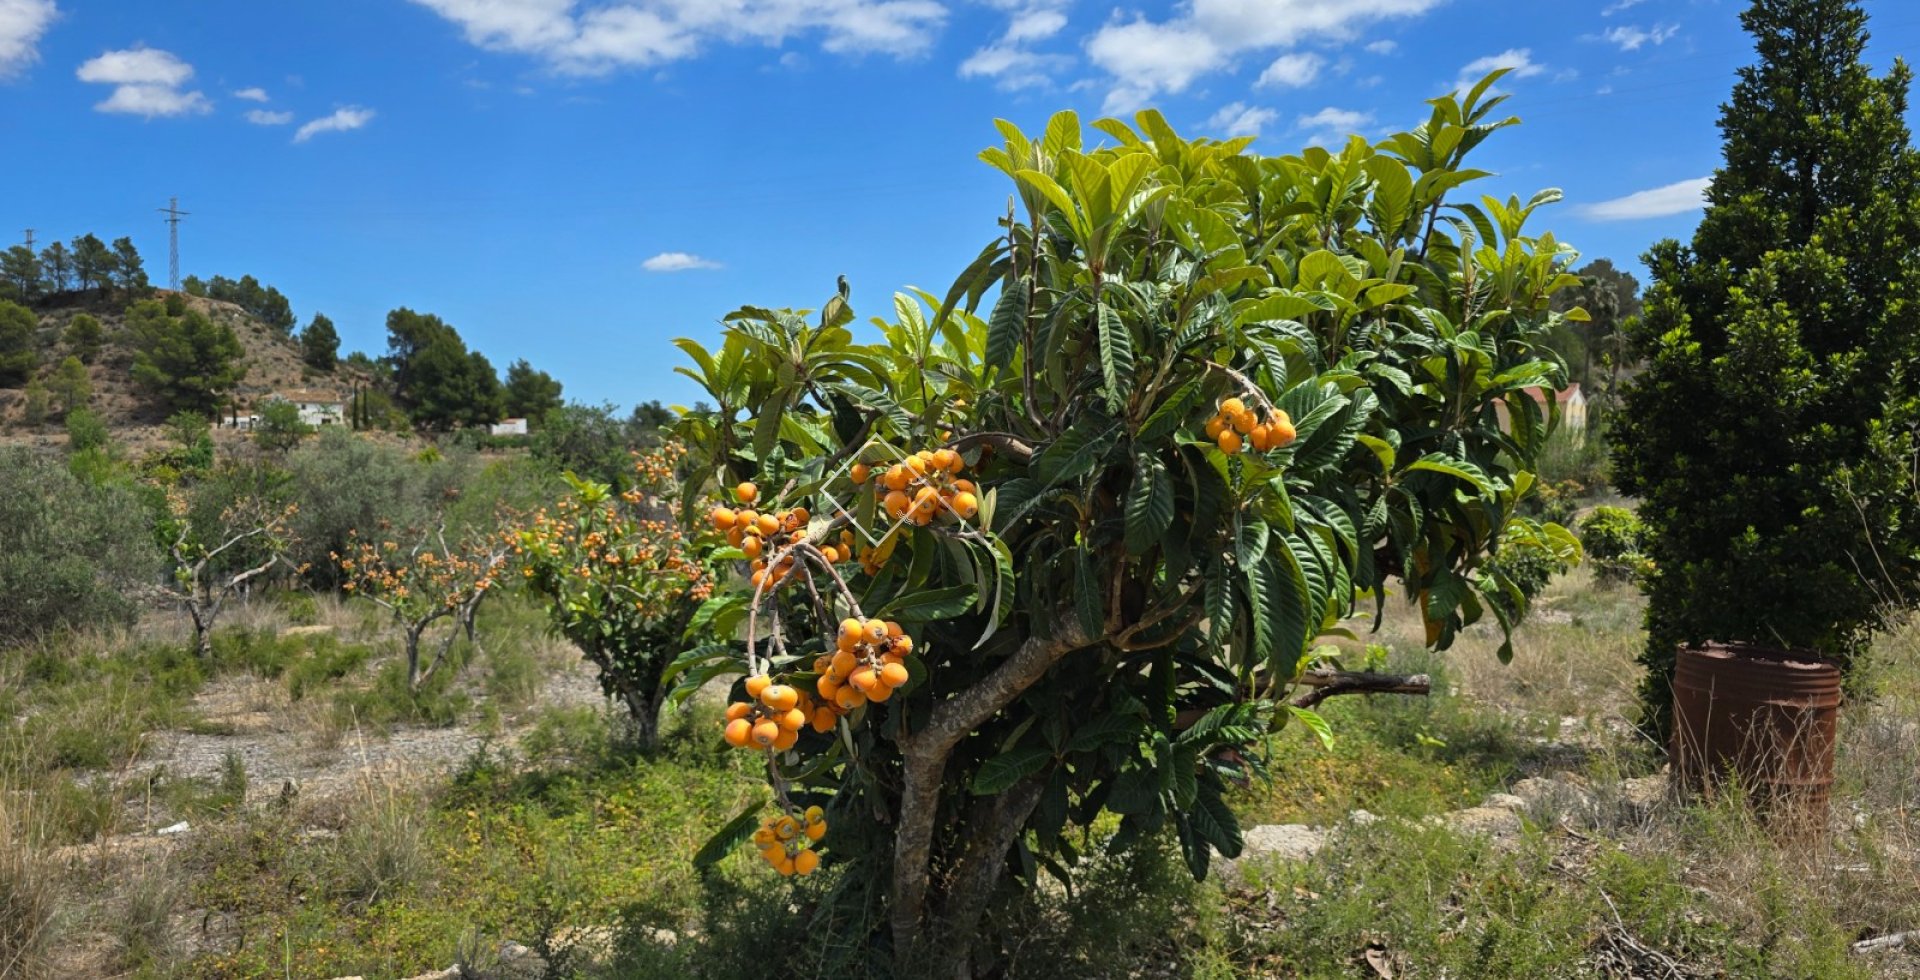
[334,522,509,689]
[671,77,1581,975]
[516,443,713,748]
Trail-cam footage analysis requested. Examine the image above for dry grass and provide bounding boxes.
[0,784,66,979]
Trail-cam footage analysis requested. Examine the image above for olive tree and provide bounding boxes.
[669,78,1581,975]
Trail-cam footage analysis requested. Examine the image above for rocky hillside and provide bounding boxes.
[0,292,374,447]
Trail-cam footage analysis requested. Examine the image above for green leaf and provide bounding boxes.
[692,801,764,870]
[1069,713,1144,753]
[1189,772,1244,860]
[1136,379,1203,444]
[1034,416,1121,487]
[1407,454,1495,494]
[1287,705,1336,749]
[1096,302,1135,412]
[878,584,978,622]
[1124,455,1175,554]
[972,744,1053,795]
[984,282,1027,372]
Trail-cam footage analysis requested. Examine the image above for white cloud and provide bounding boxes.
[293,106,375,142]
[0,0,56,77]
[77,47,212,117]
[245,108,293,125]
[76,46,193,85]
[93,84,211,116]
[1601,0,1646,14]
[1453,47,1542,93]
[410,0,948,75]
[1255,52,1321,89]
[1363,39,1395,55]
[642,251,722,272]
[959,1,1070,90]
[1599,23,1679,51]
[1205,101,1277,137]
[233,86,270,101]
[1295,105,1374,146]
[1577,176,1710,220]
[1085,0,1443,111]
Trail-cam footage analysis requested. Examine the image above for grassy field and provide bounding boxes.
[4,569,1919,978]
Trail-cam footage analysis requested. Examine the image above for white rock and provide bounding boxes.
[155,821,191,836]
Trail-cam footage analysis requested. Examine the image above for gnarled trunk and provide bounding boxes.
[890,619,1092,975]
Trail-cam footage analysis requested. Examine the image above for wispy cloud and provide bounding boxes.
[959,0,1071,90]
[1363,39,1396,55]
[1205,101,1278,137]
[1577,176,1710,220]
[0,0,56,77]
[1085,0,1444,114]
[1296,105,1375,146]
[1255,52,1322,89]
[1453,47,1542,94]
[293,105,375,142]
[233,86,270,101]
[1598,23,1679,51]
[76,47,211,117]
[410,0,948,75]
[642,251,722,272]
[1601,0,1647,15]
[245,108,292,125]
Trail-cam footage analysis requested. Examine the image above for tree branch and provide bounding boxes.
[1288,668,1431,710]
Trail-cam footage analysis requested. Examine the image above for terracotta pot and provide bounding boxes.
[1670,642,1840,824]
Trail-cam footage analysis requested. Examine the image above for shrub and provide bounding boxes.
[1579,505,1649,584]
[0,446,160,642]
[518,446,712,748]
[254,399,311,452]
[285,428,464,584]
[64,312,102,363]
[669,83,1582,973]
[1613,0,1920,735]
[64,404,108,453]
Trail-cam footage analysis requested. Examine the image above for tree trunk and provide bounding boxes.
[404,626,426,688]
[890,620,1093,973]
[186,595,214,658]
[921,774,1051,978]
[620,686,661,751]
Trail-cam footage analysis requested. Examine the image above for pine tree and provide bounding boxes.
[1613,0,1920,737]
[300,313,340,371]
[127,298,247,414]
[0,299,37,385]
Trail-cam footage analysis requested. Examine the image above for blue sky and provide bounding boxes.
[3,1,1916,410]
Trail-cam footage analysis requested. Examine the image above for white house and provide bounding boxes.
[1493,384,1588,443]
[490,417,529,437]
[275,389,347,427]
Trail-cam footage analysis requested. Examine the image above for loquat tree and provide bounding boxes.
[669,76,1582,975]
[516,443,713,748]
[335,522,511,688]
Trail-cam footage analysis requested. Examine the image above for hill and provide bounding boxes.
[0,292,375,449]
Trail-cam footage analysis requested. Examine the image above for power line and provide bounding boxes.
[158,196,189,290]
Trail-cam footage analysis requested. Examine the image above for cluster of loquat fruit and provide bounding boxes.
[753,806,827,876]
[1204,396,1297,454]
[852,448,979,527]
[813,617,913,711]
[710,482,857,591]
[722,673,838,752]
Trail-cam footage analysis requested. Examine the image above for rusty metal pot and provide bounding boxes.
[1670,642,1841,824]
